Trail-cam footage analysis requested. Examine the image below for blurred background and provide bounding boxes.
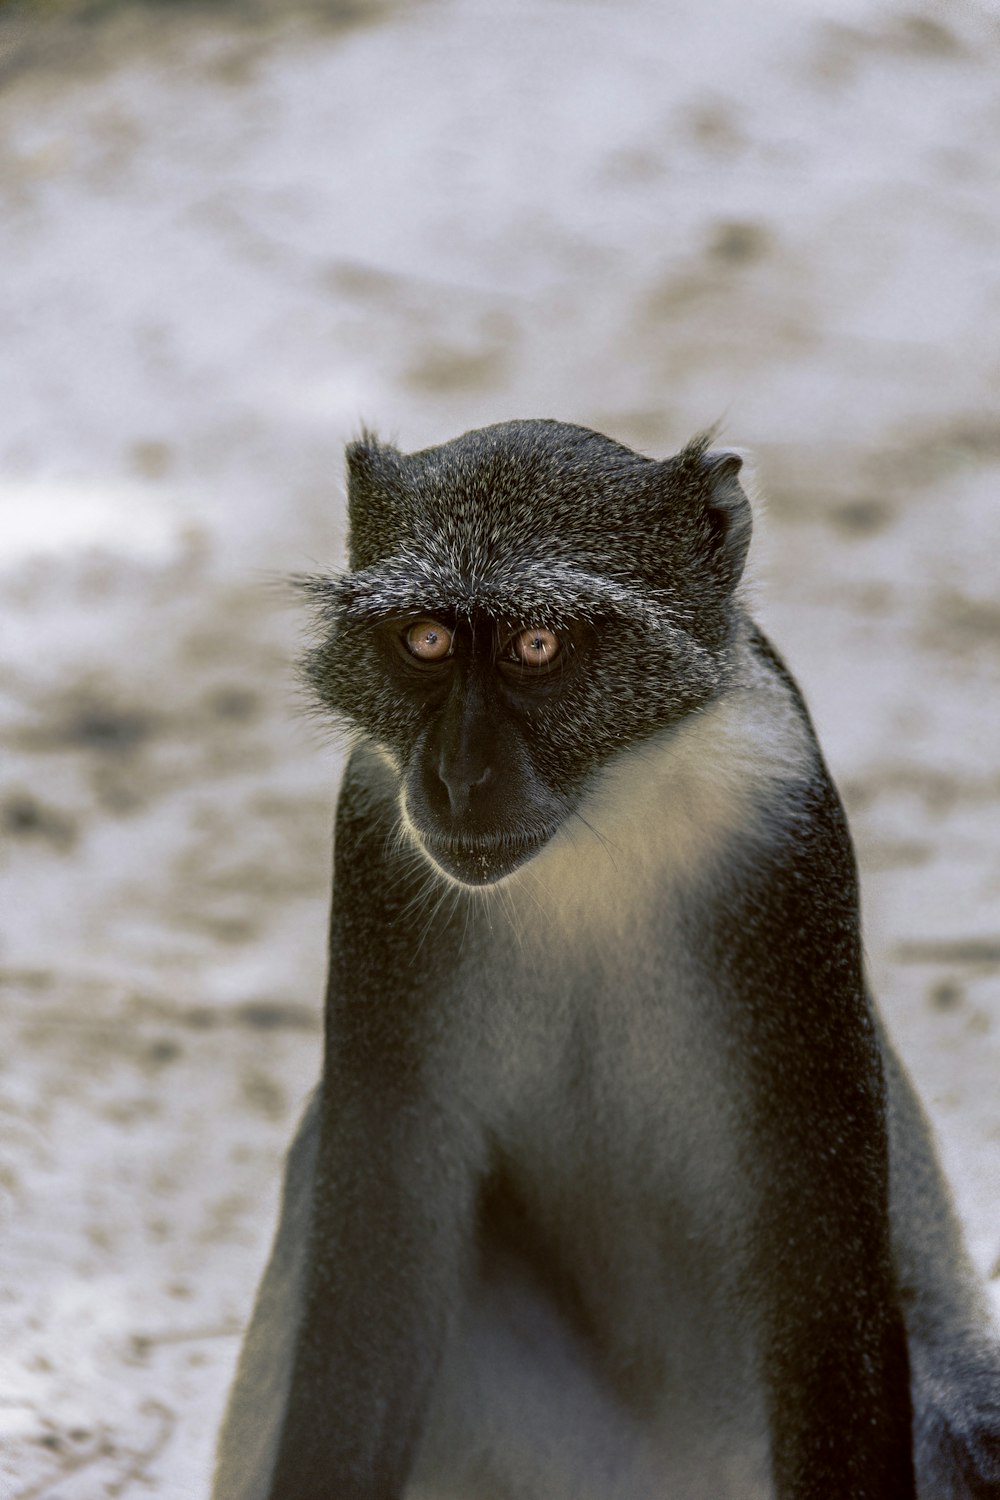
[1,0,999,1492]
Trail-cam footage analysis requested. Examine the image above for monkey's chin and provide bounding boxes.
[415,831,551,888]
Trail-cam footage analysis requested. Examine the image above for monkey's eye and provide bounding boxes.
[507,626,561,669]
[403,618,454,663]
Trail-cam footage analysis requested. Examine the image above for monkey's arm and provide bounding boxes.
[213,1094,321,1500]
[720,776,917,1500]
[214,752,482,1500]
[883,1034,1000,1495]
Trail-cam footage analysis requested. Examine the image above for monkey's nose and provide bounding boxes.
[438,762,493,820]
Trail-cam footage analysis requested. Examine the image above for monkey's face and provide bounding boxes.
[308,601,724,889]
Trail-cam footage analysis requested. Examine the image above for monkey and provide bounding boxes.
[212,419,1000,1500]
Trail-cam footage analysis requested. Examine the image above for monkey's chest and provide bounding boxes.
[410,956,771,1500]
[489,934,754,1281]
[489,1020,757,1405]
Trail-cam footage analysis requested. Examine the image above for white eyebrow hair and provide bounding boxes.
[295,554,695,634]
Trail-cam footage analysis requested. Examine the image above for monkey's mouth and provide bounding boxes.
[416,828,554,887]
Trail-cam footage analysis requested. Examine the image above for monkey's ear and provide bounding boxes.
[345,431,405,569]
[700,449,752,591]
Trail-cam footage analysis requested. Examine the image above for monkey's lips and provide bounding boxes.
[416,827,554,886]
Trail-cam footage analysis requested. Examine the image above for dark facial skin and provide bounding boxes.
[384,611,581,885]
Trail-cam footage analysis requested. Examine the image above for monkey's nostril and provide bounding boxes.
[441,778,465,819]
[438,763,493,820]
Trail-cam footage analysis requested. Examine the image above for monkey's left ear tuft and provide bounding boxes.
[701,449,752,591]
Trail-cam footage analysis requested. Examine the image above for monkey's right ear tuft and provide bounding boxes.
[345,427,394,478]
[344,430,406,569]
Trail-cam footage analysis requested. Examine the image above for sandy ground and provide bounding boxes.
[0,0,998,1493]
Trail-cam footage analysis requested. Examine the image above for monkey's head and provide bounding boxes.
[301,420,752,888]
